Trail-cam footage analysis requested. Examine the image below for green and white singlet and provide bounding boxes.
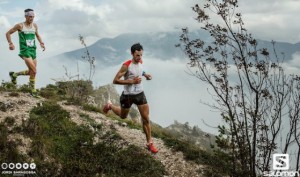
[18,23,37,59]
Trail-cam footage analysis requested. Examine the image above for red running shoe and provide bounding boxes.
[102,101,112,114]
[147,143,158,153]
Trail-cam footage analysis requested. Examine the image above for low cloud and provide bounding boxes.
[282,52,300,75]
[143,58,221,134]
[239,0,300,43]
[29,56,222,134]
[0,15,10,29]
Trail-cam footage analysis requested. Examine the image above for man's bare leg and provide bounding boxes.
[110,104,130,119]
[137,104,151,143]
[138,103,158,153]
[23,57,37,93]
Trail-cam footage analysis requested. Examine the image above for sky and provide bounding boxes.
[1,0,300,134]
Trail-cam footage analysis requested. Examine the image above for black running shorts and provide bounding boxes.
[120,91,147,109]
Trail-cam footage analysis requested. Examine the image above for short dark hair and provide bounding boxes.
[24,9,34,12]
[131,43,143,54]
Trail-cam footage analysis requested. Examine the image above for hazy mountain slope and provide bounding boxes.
[165,121,216,151]
[54,31,210,66]
[54,31,300,67]
[257,40,300,60]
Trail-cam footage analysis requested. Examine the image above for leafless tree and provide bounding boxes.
[79,34,95,81]
[178,0,300,176]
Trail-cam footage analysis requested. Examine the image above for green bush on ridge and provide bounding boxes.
[21,101,166,177]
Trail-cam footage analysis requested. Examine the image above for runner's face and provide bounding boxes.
[25,15,34,23]
[132,50,143,63]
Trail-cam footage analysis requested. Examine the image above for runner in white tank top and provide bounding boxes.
[102,43,158,153]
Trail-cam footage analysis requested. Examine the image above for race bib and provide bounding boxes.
[26,39,35,47]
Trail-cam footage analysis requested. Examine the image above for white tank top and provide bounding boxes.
[21,22,36,34]
[123,59,144,95]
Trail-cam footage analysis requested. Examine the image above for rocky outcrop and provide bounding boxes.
[165,121,216,151]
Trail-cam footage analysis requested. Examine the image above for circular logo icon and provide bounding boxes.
[8,163,15,170]
[30,163,36,170]
[23,163,29,170]
[1,163,8,170]
[16,163,22,170]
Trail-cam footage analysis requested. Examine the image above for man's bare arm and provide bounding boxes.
[6,23,22,50]
[113,65,141,85]
[34,24,45,51]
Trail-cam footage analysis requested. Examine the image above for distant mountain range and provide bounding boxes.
[55,30,300,67]
[165,120,216,151]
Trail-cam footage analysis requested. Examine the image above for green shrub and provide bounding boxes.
[82,104,101,113]
[18,84,33,93]
[9,92,19,97]
[0,81,17,91]
[23,101,165,177]
[39,84,63,100]
[0,123,26,164]
[56,80,93,105]
[78,113,102,130]
[4,116,15,127]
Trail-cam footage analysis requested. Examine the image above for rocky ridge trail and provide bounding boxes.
[0,92,204,177]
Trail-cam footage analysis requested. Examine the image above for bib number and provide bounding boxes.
[26,39,35,47]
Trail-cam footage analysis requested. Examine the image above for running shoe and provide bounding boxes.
[147,143,158,153]
[9,72,17,85]
[102,100,112,114]
[30,89,40,98]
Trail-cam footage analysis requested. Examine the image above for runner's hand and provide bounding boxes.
[132,76,142,84]
[144,73,152,80]
[40,43,45,51]
[9,43,15,50]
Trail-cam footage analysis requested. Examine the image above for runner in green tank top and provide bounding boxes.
[6,9,45,97]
